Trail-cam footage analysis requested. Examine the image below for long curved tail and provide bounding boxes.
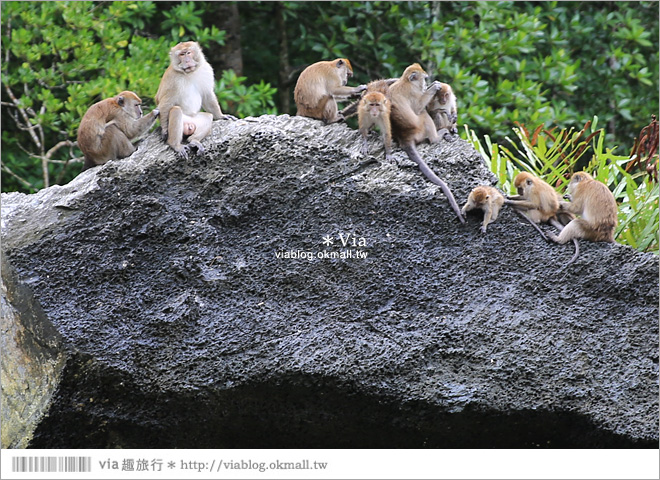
[402,144,465,223]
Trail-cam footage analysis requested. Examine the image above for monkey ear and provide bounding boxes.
[337,59,345,67]
[409,72,418,82]
[526,179,533,186]
[117,96,125,107]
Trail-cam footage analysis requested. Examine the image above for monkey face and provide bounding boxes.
[117,93,143,120]
[170,42,200,74]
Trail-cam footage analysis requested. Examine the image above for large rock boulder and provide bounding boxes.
[1,114,657,448]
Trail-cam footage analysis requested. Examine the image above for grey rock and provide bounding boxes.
[1,114,657,448]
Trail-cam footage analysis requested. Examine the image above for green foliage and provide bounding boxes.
[1,1,276,193]
[467,119,659,254]
[216,70,278,118]
[243,1,657,151]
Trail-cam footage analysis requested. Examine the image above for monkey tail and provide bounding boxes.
[566,238,579,267]
[402,144,465,223]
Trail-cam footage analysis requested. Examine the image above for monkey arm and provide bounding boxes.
[415,82,441,115]
[121,108,159,140]
[201,92,224,119]
[504,198,538,210]
[331,84,367,99]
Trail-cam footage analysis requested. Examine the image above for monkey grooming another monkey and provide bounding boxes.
[506,171,579,263]
[78,91,159,171]
[358,80,393,161]
[549,171,618,248]
[461,186,505,233]
[388,63,465,223]
[427,82,458,140]
[294,58,366,124]
[156,41,230,159]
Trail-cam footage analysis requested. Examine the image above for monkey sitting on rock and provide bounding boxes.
[294,58,366,124]
[77,91,159,171]
[156,41,234,159]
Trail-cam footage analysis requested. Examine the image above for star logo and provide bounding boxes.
[322,235,334,246]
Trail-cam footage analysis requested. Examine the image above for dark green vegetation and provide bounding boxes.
[1,1,658,251]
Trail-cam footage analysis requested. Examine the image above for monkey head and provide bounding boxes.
[115,91,143,120]
[469,186,491,206]
[568,171,593,193]
[513,171,535,196]
[438,83,451,104]
[362,92,389,118]
[402,63,428,89]
[170,41,202,74]
[334,58,354,86]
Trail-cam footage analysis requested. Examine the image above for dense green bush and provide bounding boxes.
[1,1,275,192]
[243,1,657,149]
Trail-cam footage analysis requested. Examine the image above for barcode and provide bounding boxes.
[12,456,92,473]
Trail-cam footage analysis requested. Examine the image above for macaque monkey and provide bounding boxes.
[549,172,618,246]
[78,91,159,171]
[358,80,392,161]
[506,171,579,263]
[427,82,458,139]
[294,58,366,124]
[389,63,464,223]
[156,41,230,159]
[461,186,505,233]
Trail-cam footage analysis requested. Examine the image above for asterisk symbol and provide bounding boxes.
[168,462,176,469]
[322,235,334,246]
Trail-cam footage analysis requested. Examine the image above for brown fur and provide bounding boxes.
[294,58,366,124]
[78,91,158,171]
[461,186,505,233]
[358,82,393,161]
[507,172,564,224]
[427,82,458,135]
[387,63,464,223]
[550,172,618,243]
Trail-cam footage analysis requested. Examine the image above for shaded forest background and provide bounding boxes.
[1,1,658,193]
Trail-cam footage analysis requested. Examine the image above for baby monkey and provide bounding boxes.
[358,80,393,161]
[461,186,505,233]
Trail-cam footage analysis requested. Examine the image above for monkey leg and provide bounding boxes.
[104,124,136,159]
[481,209,494,233]
[166,106,186,157]
[401,144,465,223]
[322,98,344,124]
[184,112,213,154]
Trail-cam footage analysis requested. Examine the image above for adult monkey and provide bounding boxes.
[78,91,159,171]
[156,41,233,159]
[389,64,465,223]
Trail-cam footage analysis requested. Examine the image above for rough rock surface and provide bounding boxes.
[1,114,658,448]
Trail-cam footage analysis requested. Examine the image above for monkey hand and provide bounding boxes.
[152,108,160,117]
[427,81,443,92]
[563,193,572,201]
[480,225,488,234]
[161,129,169,142]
